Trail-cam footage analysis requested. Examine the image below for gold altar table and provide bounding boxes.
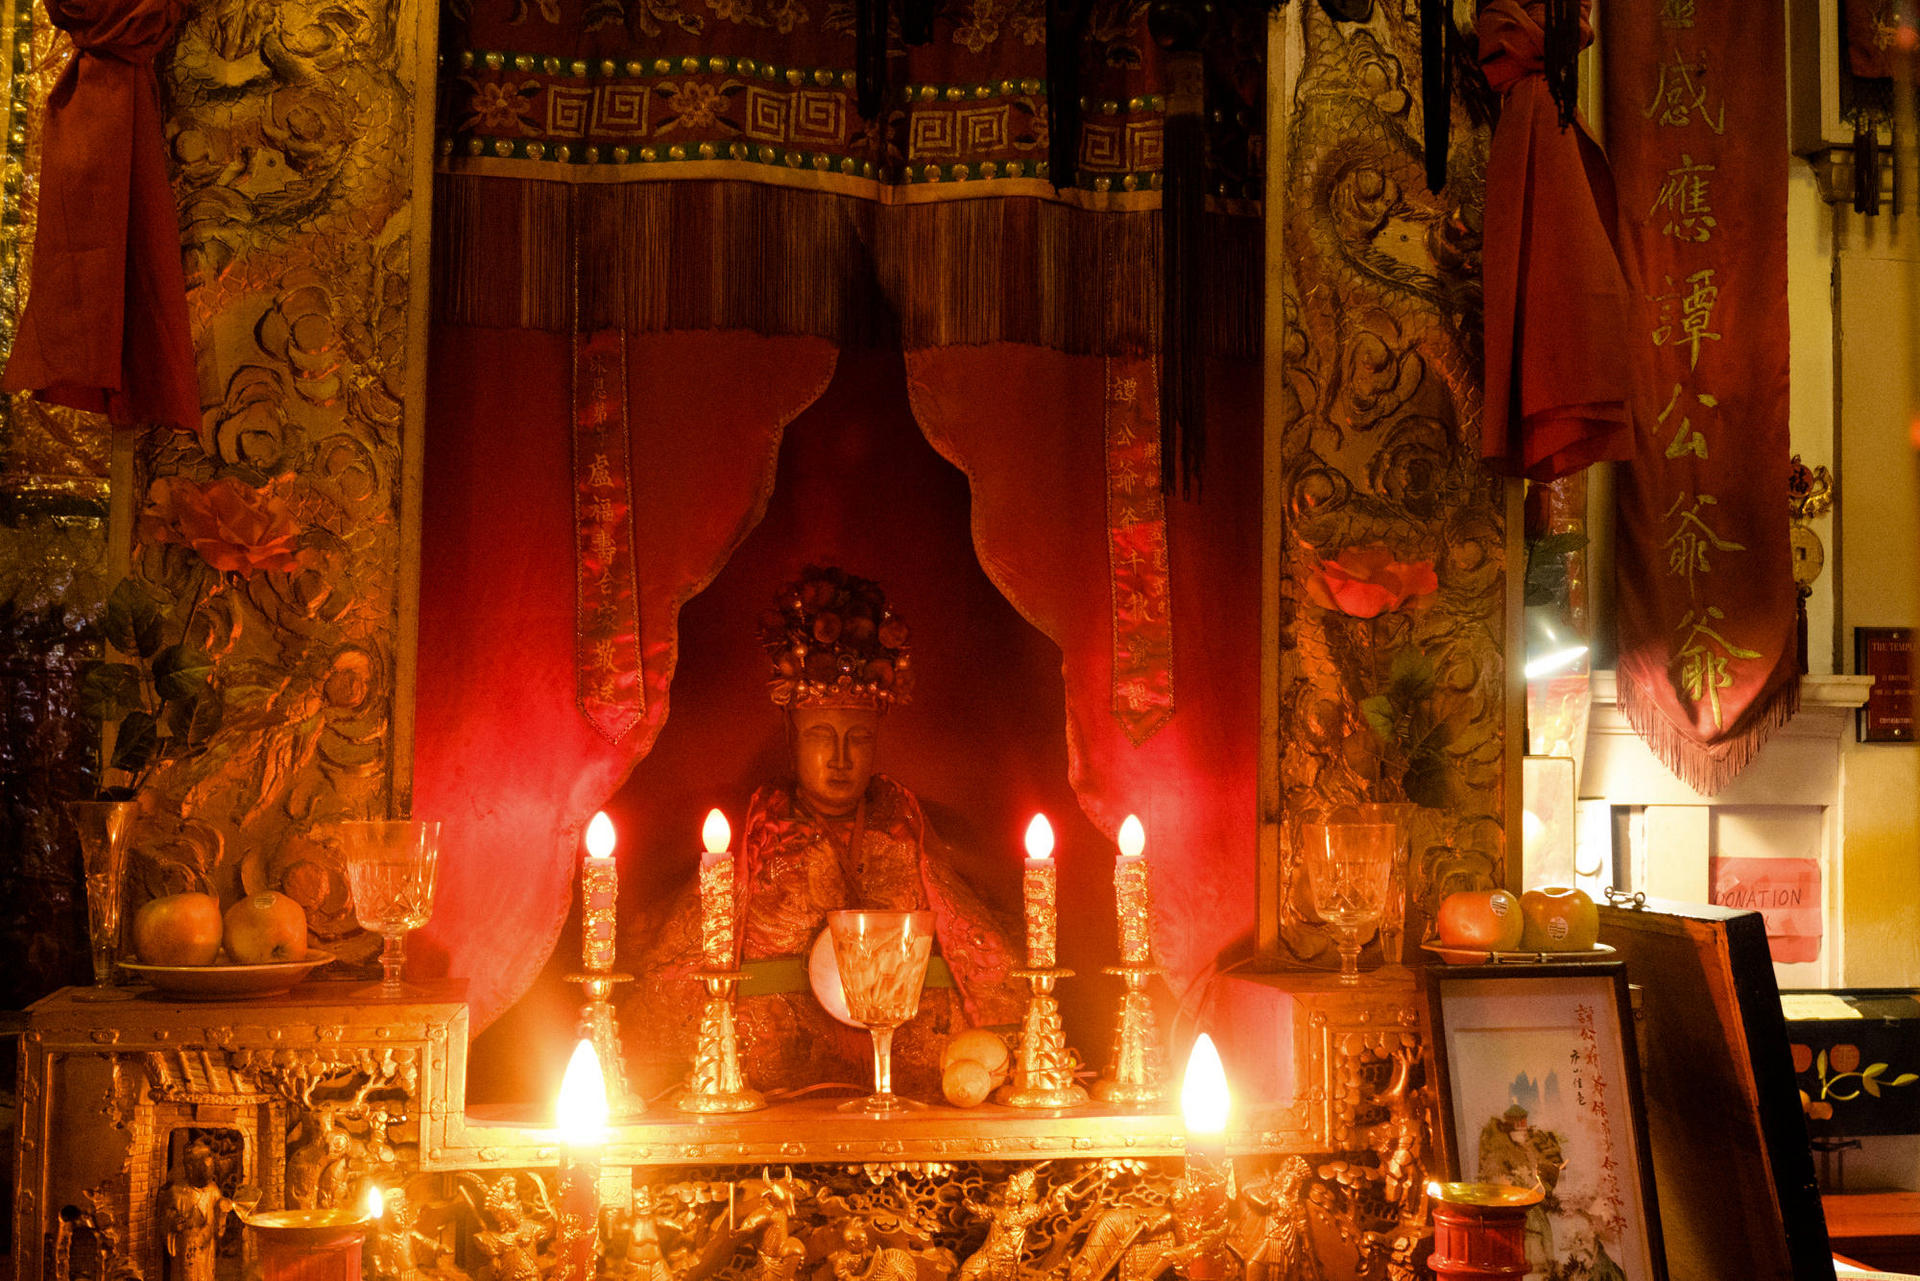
[13,974,1426,1281]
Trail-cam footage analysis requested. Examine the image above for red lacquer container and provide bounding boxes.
[1426,1181,1544,1281]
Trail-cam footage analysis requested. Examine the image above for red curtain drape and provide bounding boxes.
[416,328,1261,1032]
[412,328,835,1017]
[2,0,199,431]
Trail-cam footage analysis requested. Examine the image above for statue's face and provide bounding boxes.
[789,707,879,816]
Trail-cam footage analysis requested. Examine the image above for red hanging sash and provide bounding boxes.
[1605,0,1799,793]
[572,327,645,743]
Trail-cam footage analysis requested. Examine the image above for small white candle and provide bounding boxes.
[1023,814,1057,969]
[1115,814,1151,964]
[581,812,618,972]
[698,809,734,968]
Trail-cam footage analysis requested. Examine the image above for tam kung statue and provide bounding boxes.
[626,567,1028,1100]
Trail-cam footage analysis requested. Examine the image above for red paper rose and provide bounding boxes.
[1305,546,1439,619]
[139,476,306,576]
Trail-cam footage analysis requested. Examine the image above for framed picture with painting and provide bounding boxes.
[1424,962,1668,1281]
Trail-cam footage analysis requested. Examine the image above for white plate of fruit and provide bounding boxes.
[120,890,333,999]
[1422,886,1616,964]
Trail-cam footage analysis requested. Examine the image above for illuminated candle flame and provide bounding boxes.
[1024,814,1055,860]
[364,1184,385,1221]
[585,812,616,860]
[1118,814,1146,860]
[702,808,732,855]
[1180,1033,1230,1137]
[556,1039,611,1145]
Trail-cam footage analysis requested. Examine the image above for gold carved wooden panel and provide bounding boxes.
[100,0,438,949]
[1262,2,1511,965]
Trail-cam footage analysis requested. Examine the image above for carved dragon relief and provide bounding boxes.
[1273,2,1505,967]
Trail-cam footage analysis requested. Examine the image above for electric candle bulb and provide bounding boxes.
[556,1039,612,1144]
[702,808,731,860]
[585,812,616,860]
[1181,1033,1231,1148]
[1115,813,1152,964]
[698,809,735,967]
[1022,814,1057,969]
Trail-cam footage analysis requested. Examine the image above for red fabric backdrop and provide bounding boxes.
[414,331,1259,1088]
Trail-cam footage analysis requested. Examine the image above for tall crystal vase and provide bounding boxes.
[1345,803,1416,966]
[68,801,136,999]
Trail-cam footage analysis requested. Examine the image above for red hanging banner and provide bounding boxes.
[1104,356,1175,745]
[572,328,645,744]
[1605,0,1799,794]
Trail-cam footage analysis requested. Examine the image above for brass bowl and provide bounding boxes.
[1425,1180,1546,1208]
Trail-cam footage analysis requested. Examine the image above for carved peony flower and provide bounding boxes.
[140,476,307,576]
[1305,546,1439,619]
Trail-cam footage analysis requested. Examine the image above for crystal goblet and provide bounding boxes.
[326,820,440,999]
[68,800,136,1001]
[1302,820,1398,985]
[826,909,935,1114]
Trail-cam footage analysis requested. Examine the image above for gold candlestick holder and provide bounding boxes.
[564,969,646,1119]
[1093,963,1166,1106]
[997,968,1090,1110]
[674,969,765,1114]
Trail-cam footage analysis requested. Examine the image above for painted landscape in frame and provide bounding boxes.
[1427,965,1667,1281]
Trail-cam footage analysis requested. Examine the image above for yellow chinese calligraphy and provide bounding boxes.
[1659,0,1695,27]
[1674,606,1762,729]
[1663,491,1745,599]
[1659,383,1716,459]
[585,495,619,525]
[1648,154,1716,242]
[1643,48,1726,134]
[585,453,615,487]
[1649,269,1723,369]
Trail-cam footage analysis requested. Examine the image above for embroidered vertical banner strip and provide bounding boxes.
[1605,0,1799,794]
[573,328,645,743]
[1104,355,1174,745]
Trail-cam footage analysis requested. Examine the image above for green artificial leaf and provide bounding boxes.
[103,578,167,658]
[111,710,158,773]
[1866,1077,1882,1098]
[1388,647,1436,699]
[180,693,224,752]
[1403,754,1452,809]
[1892,1073,1918,1087]
[78,663,143,719]
[1531,531,1590,561]
[1361,694,1398,744]
[153,644,214,702]
[1866,1062,1888,1079]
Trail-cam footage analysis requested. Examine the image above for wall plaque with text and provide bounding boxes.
[1856,626,1913,743]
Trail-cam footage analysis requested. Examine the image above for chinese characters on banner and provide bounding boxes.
[573,328,646,743]
[1605,0,1799,794]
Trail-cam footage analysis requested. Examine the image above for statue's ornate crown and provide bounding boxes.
[761,566,913,712]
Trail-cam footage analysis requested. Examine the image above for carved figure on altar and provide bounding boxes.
[459,1176,552,1281]
[830,1218,918,1281]
[957,1167,1075,1281]
[1241,1159,1323,1281]
[158,1142,228,1281]
[739,1178,809,1281]
[628,567,1025,1097]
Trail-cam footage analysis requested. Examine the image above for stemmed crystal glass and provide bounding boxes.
[1302,820,1399,985]
[68,800,136,1000]
[327,820,440,999]
[827,909,935,1114]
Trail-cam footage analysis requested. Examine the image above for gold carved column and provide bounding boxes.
[36,0,439,949]
[1257,1,1513,968]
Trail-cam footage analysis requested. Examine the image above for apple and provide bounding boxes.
[1519,886,1599,952]
[132,893,224,966]
[1436,890,1526,951]
[223,891,309,964]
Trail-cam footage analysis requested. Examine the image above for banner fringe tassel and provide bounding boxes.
[1616,669,1801,798]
